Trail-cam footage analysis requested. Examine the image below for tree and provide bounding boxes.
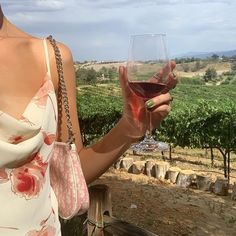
[158,100,236,179]
[231,61,236,73]
[108,67,118,80]
[181,63,190,72]
[86,68,97,83]
[192,60,201,72]
[211,54,219,61]
[76,67,97,84]
[203,67,217,82]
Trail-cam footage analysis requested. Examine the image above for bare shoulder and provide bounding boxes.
[43,39,75,90]
[56,41,74,65]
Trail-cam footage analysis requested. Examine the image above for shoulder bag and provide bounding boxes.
[47,35,89,220]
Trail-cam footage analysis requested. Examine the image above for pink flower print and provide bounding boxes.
[26,225,56,236]
[10,154,48,199]
[0,168,9,184]
[45,78,54,94]
[33,77,54,108]
[8,135,24,144]
[42,131,56,145]
[33,95,48,108]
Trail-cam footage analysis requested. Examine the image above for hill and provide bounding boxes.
[174,49,236,59]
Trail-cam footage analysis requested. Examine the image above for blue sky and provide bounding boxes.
[1,0,236,61]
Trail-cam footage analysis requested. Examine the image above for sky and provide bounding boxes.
[1,0,236,61]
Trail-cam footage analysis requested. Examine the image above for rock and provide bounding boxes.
[120,158,133,171]
[196,174,213,191]
[214,178,228,196]
[144,160,155,177]
[114,158,122,169]
[166,167,181,183]
[128,161,146,174]
[176,170,195,188]
[231,182,236,200]
[153,161,170,179]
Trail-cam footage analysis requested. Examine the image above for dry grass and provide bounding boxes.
[94,147,236,236]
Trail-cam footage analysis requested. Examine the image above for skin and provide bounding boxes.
[0,5,177,184]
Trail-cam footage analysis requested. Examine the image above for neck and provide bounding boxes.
[0,6,9,38]
[0,5,5,29]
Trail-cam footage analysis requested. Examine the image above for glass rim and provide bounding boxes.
[130,33,166,37]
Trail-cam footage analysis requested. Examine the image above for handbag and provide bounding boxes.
[47,35,89,220]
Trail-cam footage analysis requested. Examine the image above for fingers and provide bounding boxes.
[119,66,133,98]
[170,60,176,70]
[153,104,171,120]
[145,93,173,110]
[119,66,127,90]
[166,72,178,89]
[153,60,176,81]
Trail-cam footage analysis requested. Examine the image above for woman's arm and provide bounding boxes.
[51,42,174,184]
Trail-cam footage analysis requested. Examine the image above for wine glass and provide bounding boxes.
[127,34,171,153]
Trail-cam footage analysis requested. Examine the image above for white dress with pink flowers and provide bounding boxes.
[0,39,61,235]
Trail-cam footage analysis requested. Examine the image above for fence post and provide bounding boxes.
[87,184,113,236]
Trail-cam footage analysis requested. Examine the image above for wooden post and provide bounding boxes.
[176,170,195,188]
[87,185,113,236]
[128,161,146,174]
[231,182,236,200]
[145,160,155,177]
[113,158,122,169]
[153,162,170,179]
[87,185,159,236]
[120,157,133,171]
[166,167,181,183]
[214,178,229,196]
[169,144,172,162]
[196,174,213,191]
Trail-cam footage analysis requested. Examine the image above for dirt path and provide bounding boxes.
[94,169,236,236]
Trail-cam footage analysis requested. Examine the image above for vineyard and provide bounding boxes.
[68,60,236,235]
[77,82,236,179]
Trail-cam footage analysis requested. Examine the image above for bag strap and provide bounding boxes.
[46,35,75,144]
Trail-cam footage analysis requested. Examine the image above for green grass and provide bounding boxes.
[77,82,236,107]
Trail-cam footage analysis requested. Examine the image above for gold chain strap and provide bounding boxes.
[47,35,75,144]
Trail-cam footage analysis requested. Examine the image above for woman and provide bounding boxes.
[0,4,177,236]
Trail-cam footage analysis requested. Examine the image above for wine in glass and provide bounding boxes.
[127,33,171,153]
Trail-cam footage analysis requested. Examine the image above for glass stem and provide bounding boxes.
[145,109,152,139]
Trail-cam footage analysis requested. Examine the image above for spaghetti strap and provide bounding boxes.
[43,38,51,77]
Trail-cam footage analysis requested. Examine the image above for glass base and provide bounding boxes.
[131,136,169,154]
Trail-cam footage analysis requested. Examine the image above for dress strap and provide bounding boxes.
[43,38,51,78]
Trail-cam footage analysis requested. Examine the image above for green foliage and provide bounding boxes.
[97,66,118,80]
[211,54,219,61]
[191,60,207,72]
[181,63,190,72]
[158,99,236,150]
[78,84,236,151]
[76,66,118,86]
[179,77,204,85]
[204,67,217,82]
[76,67,97,84]
[175,57,197,64]
[221,76,235,85]
[77,86,123,145]
[77,82,236,178]
[231,61,236,72]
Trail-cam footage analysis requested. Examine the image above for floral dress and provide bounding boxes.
[0,39,61,235]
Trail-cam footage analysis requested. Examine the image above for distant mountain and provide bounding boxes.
[173,49,236,59]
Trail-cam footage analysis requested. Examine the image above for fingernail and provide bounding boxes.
[145,99,155,108]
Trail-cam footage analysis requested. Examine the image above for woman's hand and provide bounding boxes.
[119,61,178,139]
